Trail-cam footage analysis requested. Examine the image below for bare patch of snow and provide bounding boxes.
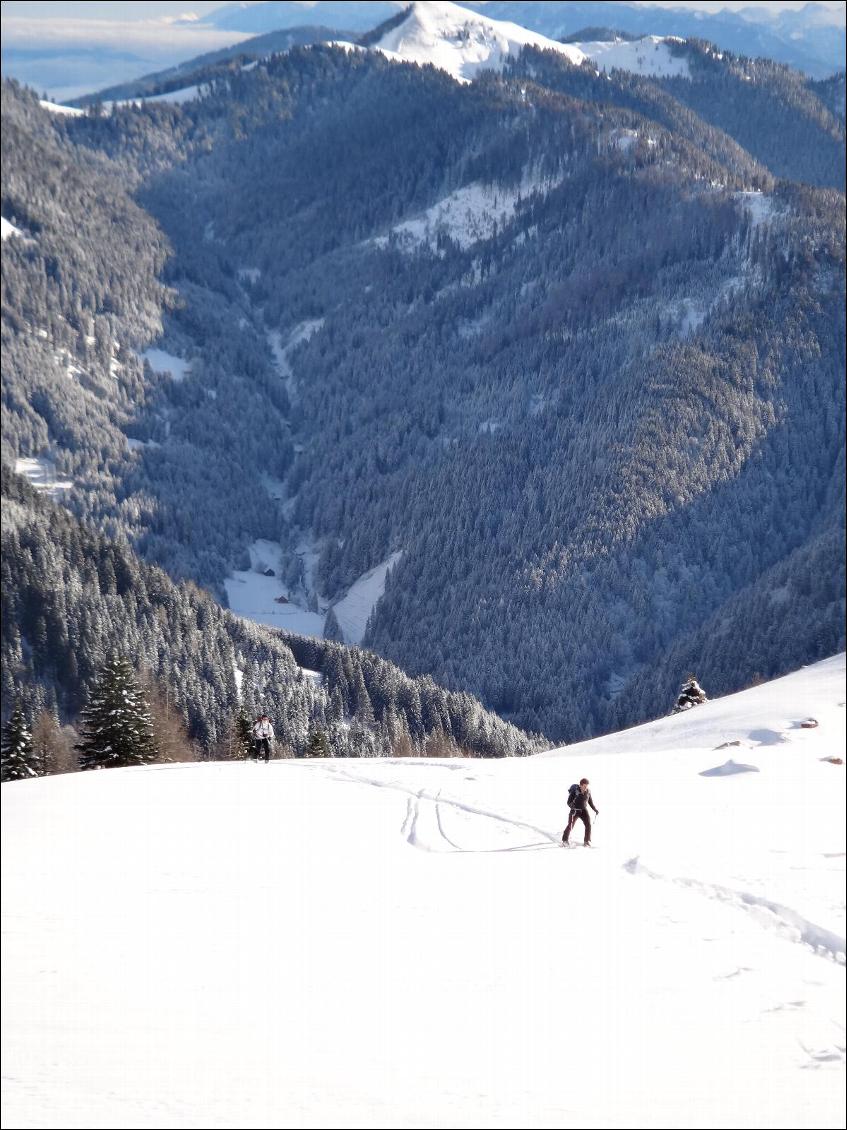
[39,99,84,116]
[736,191,775,227]
[374,174,562,254]
[576,36,691,79]
[260,475,286,502]
[1,217,24,241]
[141,348,191,382]
[13,457,73,497]
[331,551,403,645]
[109,85,204,110]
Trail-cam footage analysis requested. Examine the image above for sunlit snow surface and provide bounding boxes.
[577,36,692,79]
[224,538,326,636]
[38,99,84,117]
[2,656,844,1129]
[332,551,402,644]
[13,457,73,497]
[1,217,24,241]
[141,347,191,382]
[373,0,585,84]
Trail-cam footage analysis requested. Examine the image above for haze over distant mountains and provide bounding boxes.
[177,1,847,78]
[1,0,845,99]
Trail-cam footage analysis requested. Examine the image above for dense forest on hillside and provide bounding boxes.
[2,33,844,744]
[1,467,538,762]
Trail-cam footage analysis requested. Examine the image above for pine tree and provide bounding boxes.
[75,655,158,770]
[673,674,708,714]
[234,704,253,760]
[305,726,332,758]
[323,607,344,642]
[1,705,37,781]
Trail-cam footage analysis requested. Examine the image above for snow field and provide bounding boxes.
[332,551,402,645]
[577,36,692,79]
[2,217,24,241]
[13,456,73,497]
[141,347,191,382]
[2,656,844,1129]
[224,538,325,636]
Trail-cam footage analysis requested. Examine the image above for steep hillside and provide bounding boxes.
[1,465,538,759]
[2,17,844,743]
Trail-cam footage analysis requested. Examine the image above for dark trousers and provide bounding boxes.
[563,808,591,845]
[253,738,271,762]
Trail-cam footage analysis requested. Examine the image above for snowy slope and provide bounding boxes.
[224,538,326,636]
[575,35,691,79]
[38,99,84,117]
[1,217,24,241]
[374,173,562,251]
[371,1,585,84]
[2,656,844,1129]
[141,346,191,382]
[13,457,74,498]
[332,550,403,644]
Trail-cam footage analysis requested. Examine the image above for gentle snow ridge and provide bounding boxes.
[575,35,691,79]
[39,99,84,117]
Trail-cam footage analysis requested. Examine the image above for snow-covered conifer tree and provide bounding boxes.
[305,726,332,758]
[673,674,708,714]
[235,704,253,759]
[75,656,158,770]
[1,705,37,781]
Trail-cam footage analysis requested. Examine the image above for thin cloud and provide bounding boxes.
[2,16,251,58]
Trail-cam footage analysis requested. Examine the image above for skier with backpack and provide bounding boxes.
[562,777,599,847]
[251,714,275,762]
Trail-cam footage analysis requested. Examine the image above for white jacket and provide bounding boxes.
[251,720,274,741]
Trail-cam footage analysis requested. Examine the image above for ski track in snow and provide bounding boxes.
[624,856,847,966]
[307,756,846,967]
[3,657,844,1129]
[303,761,562,853]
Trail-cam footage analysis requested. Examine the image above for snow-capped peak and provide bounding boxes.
[371,1,585,84]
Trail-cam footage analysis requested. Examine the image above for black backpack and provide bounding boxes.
[567,783,580,809]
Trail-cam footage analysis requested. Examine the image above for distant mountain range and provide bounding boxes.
[204,1,846,77]
[1,1,844,102]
